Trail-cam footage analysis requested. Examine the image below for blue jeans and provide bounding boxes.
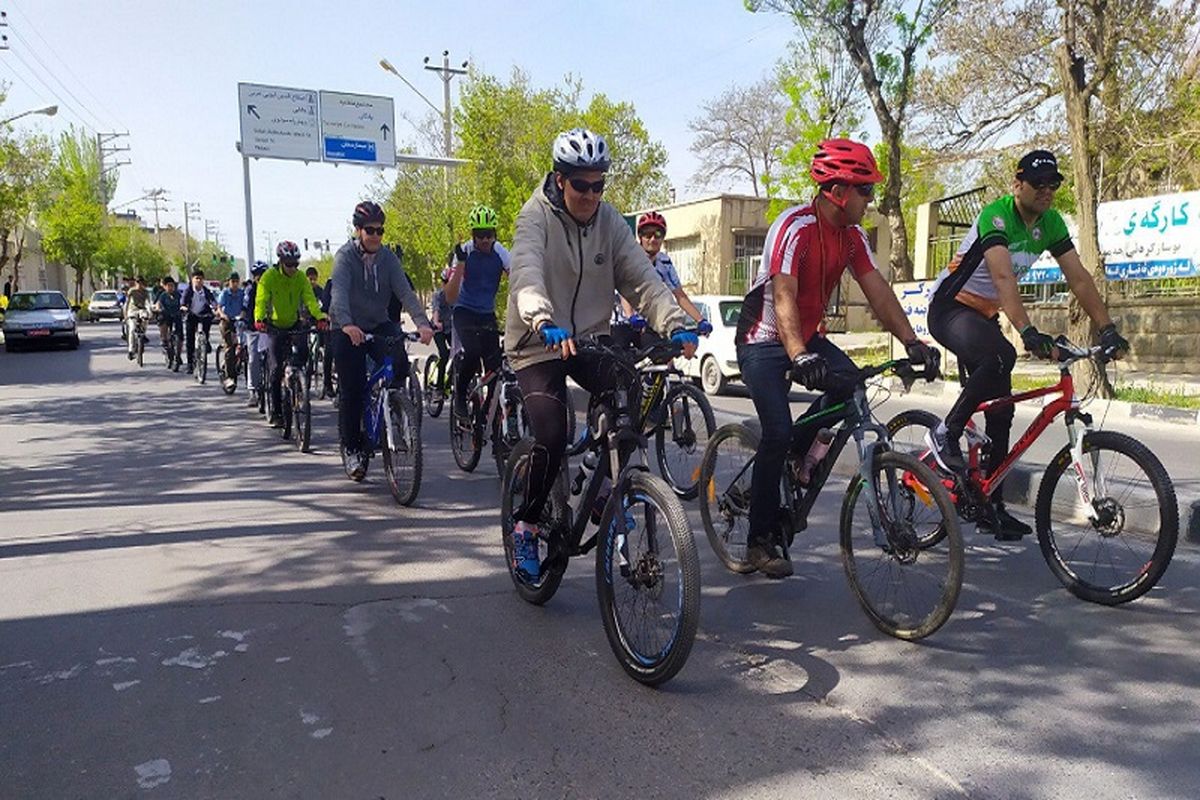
[737,337,858,546]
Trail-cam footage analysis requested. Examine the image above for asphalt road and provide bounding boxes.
[2,324,1198,799]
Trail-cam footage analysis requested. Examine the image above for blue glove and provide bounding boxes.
[671,329,699,349]
[628,313,647,331]
[540,324,571,347]
[697,319,713,336]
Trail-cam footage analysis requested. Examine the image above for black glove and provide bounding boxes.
[904,339,940,377]
[1020,324,1056,359]
[1098,323,1129,360]
[453,243,468,263]
[790,352,828,389]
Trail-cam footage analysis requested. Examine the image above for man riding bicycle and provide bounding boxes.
[445,203,510,420]
[504,128,698,580]
[254,241,327,429]
[925,149,1129,540]
[216,272,245,377]
[242,261,270,409]
[153,275,183,369]
[734,138,937,579]
[180,269,216,375]
[616,211,713,347]
[328,201,433,480]
[124,276,153,360]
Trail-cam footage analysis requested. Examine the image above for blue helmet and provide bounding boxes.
[250,260,269,276]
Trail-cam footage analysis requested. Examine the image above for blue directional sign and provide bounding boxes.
[324,137,377,162]
[319,91,395,167]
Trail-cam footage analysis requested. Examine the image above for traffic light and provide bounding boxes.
[304,238,309,250]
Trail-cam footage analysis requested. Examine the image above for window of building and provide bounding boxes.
[665,235,701,286]
[729,232,766,295]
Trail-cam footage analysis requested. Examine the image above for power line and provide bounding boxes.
[1,44,96,133]
[6,26,108,131]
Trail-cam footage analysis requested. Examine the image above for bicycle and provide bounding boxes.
[422,351,454,418]
[129,313,149,367]
[500,336,701,686]
[886,337,1177,606]
[698,358,962,641]
[160,319,183,372]
[309,328,334,400]
[402,335,423,420]
[450,353,529,476]
[191,319,213,385]
[568,346,715,500]
[215,320,247,396]
[342,332,423,506]
[268,325,314,453]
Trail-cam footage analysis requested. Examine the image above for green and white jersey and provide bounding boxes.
[931,194,1073,317]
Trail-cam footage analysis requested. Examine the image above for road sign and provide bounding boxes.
[238,83,320,162]
[319,91,395,167]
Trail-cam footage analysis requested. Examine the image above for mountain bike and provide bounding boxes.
[886,337,1177,606]
[215,320,247,395]
[129,313,149,367]
[422,351,455,418]
[698,358,961,640]
[568,348,714,500]
[269,325,314,453]
[500,336,701,686]
[192,319,212,385]
[342,332,423,506]
[450,353,529,476]
[160,319,183,372]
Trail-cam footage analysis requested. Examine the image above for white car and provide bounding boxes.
[680,294,742,395]
[86,290,122,322]
[2,290,80,352]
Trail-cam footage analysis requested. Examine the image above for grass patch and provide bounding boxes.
[1113,384,1200,410]
[848,344,892,364]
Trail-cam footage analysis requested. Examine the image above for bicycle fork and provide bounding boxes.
[1065,416,1104,523]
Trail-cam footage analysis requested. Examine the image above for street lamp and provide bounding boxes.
[378,59,444,120]
[0,104,58,126]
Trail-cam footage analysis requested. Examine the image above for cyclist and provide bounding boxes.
[124,276,153,360]
[504,128,698,580]
[925,149,1129,540]
[216,272,245,384]
[180,269,216,375]
[243,261,270,409]
[734,138,938,579]
[618,211,714,343]
[153,275,183,369]
[328,201,433,480]
[430,272,454,397]
[445,203,510,419]
[254,241,327,428]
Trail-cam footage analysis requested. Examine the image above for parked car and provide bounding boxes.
[678,294,743,395]
[2,291,80,352]
[86,290,123,322]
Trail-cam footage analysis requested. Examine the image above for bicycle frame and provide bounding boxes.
[362,356,395,450]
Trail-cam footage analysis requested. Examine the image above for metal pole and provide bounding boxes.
[441,52,452,160]
[240,143,254,275]
[182,202,192,271]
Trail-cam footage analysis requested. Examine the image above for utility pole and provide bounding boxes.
[1,11,10,52]
[205,219,221,250]
[144,188,169,247]
[182,202,201,270]
[96,132,131,209]
[423,50,468,160]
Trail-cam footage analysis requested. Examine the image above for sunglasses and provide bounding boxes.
[567,177,606,195]
[281,259,300,268]
[361,225,385,236]
[472,230,496,240]
[851,184,874,199]
[1026,179,1062,191]
[639,229,665,240]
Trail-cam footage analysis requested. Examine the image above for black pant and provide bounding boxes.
[185,314,213,367]
[513,353,617,523]
[332,322,409,452]
[453,308,503,408]
[928,298,1016,483]
[432,329,451,389]
[267,327,309,418]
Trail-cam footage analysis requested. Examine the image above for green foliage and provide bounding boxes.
[0,128,53,260]
[96,224,171,284]
[874,141,947,257]
[39,128,108,302]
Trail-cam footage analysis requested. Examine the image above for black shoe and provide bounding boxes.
[746,541,794,579]
[268,414,284,429]
[127,351,135,360]
[926,423,966,474]
[978,504,1032,541]
[186,364,195,375]
[343,449,367,481]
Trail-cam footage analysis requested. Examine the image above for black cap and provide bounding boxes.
[1017,150,1064,183]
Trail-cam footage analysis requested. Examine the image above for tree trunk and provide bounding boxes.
[879,126,914,282]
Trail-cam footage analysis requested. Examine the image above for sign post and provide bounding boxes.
[319,91,396,166]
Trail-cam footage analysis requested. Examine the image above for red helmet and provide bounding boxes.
[636,211,667,234]
[276,241,301,262]
[809,139,883,186]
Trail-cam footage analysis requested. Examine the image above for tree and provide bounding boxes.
[39,128,108,303]
[749,0,955,281]
[97,224,171,285]
[688,76,793,197]
[0,129,53,291]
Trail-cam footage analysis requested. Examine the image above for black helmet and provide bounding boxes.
[352,201,385,228]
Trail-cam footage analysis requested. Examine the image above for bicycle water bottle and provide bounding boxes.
[797,428,835,485]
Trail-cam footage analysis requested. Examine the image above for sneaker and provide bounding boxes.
[127,351,135,360]
[246,391,259,408]
[511,521,541,581]
[186,364,195,375]
[342,448,367,481]
[978,503,1032,541]
[926,422,966,475]
[746,541,794,579]
[268,414,284,429]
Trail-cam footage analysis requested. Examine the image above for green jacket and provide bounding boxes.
[254,266,325,328]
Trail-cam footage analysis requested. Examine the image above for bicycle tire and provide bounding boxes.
[654,382,716,500]
[197,337,208,385]
[451,392,483,472]
[500,437,570,605]
[886,409,953,547]
[382,391,422,506]
[135,334,144,367]
[491,387,530,478]
[1035,430,1178,605]
[280,378,294,440]
[698,423,760,573]
[596,470,700,686]
[423,355,444,418]
[293,374,311,452]
[840,451,963,640]
[407,369,424,422]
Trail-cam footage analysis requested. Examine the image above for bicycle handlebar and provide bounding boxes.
[362,331,421,344]
[1053,335,1111,366]
[573,334,684,370]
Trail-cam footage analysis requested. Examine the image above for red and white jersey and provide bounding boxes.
[735,200,878,346]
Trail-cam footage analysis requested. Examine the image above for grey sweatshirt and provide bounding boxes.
[329,240,430,331]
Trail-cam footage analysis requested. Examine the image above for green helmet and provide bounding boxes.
[468,204,499,230]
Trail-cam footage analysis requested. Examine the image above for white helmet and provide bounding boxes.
[552,128,610,173]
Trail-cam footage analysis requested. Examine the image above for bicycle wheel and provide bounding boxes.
[407,368,424,421]
[886,408,941,459]
[654,383,716,500]
[840,451,963,640]
[423,355,444,418]
[491,388,530,478]
[596,470,700,686]
[1035,430,1177,605]
[197,337,208,385]
[293,374,311,452]
[381,390,422,506]
[500,437,570,605]
[280,378,294,440]
[698,423,759,573]
[135,332,144,367]
[450,392,483,472]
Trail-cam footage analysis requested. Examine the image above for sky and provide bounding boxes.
[0,0,797,267]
